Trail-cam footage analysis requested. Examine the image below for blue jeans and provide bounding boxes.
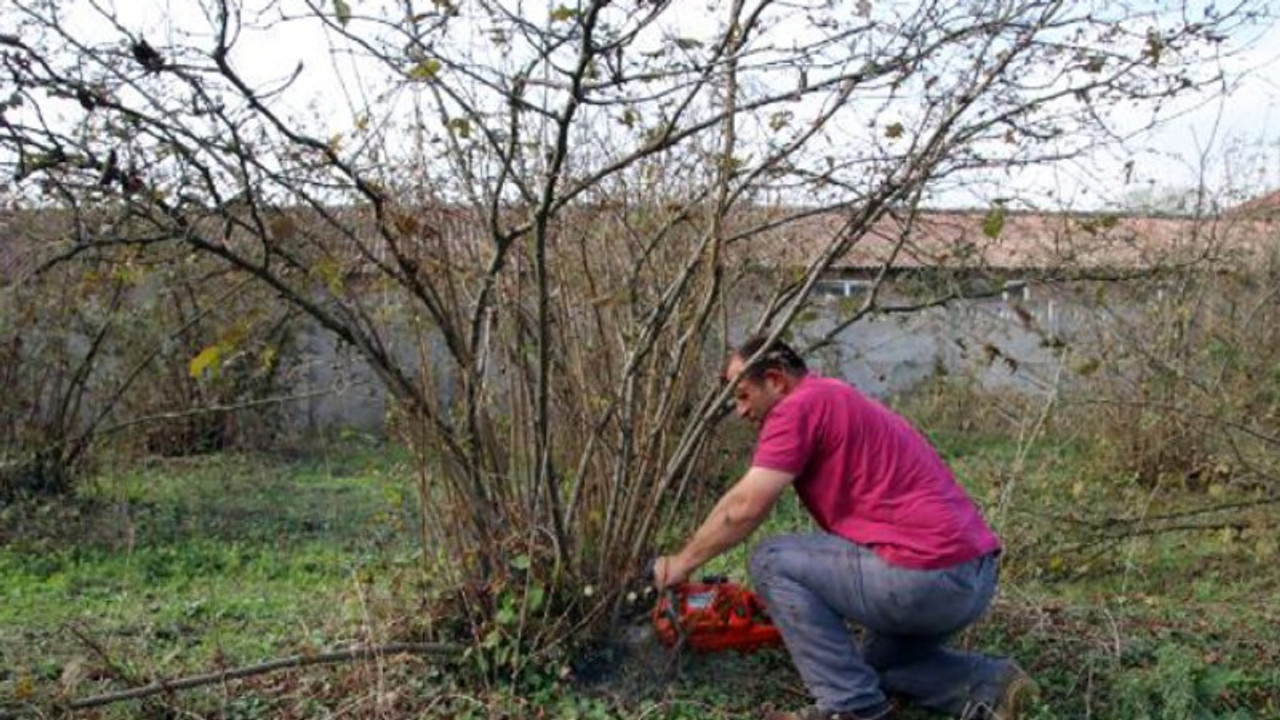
[749,533,1009,715]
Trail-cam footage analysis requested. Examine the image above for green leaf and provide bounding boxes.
[1219,526,1235,546]
[1255,535,1275,559]
[510,554,531,571]
[1144,30,1163,66]
[982,206,1006,238]
[189,345,221,379]
[550,5,577,22]
[527,586,545,613]
[1073,357,1100,377]
[315,259,344,294]
[481,628,502,649]
[333,0,352,26]
[495,605,518,626]
[410,58,442,81]
[674,37,703,50]
[447,117,472,138]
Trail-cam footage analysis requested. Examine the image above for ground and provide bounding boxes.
[1,436,1277,719]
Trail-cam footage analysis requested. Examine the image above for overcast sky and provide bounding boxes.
[1006,14,1280,212]
[25,0,1280,212]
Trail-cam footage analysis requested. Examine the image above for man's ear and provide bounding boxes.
[763,368,788,393]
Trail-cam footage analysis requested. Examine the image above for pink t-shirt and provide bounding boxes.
[752,374,1000,569]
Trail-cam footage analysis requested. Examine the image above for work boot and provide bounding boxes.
[959,662,1039,720]
[764,702,895,720]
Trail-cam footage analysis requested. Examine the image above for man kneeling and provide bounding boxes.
[653,336,1036,720]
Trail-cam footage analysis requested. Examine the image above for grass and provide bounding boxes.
[922,424,1280,720]
[0,444,423,717]
[2,424,1279,719]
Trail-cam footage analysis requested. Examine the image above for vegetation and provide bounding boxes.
[2,0,1278,717]
[2,0,1265,665]
[0,446,421,718]
[0,237,310,499]
[2,383,1277,719]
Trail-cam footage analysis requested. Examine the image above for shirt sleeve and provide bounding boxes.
[752,396,813,475]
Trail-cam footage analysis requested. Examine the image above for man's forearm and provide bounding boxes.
[655,466,793,587]
[675,492,767,575]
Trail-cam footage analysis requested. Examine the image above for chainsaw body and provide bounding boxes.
[652,577,783,653]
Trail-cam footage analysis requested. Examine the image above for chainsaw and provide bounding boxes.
[651,575,783,653]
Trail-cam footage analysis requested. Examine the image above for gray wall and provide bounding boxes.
[287,281,1106,435]
[805,292,1081,398]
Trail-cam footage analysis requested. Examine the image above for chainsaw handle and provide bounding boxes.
[645,559,688,650]
[655,587,685,650]
[662,588,680,624]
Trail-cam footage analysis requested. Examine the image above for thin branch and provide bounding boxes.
[1043,492,1280,531]
[0,642,458,719]
[1063,520,1253,557]
[93,386,359,436]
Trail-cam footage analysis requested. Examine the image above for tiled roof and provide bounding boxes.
[1230,189,1280,217]
[2,196,1276,285]
[732,206,1275,272]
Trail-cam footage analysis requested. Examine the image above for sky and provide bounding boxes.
[16,0,1280,212]
[1042,16,1280,212]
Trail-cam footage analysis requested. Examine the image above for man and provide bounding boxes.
[653,336,1036,720]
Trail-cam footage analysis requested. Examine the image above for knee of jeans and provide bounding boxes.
[748,536,786,588]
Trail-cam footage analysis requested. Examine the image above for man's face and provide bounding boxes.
[725,356,784,426]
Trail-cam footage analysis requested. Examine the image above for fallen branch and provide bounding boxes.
[0,642,458,719]
[65,622,143,688]
[1036,492,1280,530]
[1062,521,1254,568]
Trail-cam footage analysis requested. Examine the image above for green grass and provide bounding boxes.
[652,417,1280,719]
[0,446,423,717]
[925,426,1280,720]
[2,429,1278,719]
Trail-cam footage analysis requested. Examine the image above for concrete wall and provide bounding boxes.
[284,281,1108,435]
[803,291,1083,398]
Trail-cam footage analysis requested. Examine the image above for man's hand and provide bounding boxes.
[652,554,690,590]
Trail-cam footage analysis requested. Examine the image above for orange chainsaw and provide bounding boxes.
[651,576,783,653]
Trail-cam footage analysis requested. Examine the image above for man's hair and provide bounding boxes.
[730,335,808,382]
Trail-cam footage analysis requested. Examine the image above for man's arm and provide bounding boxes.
[655,466,795,588]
